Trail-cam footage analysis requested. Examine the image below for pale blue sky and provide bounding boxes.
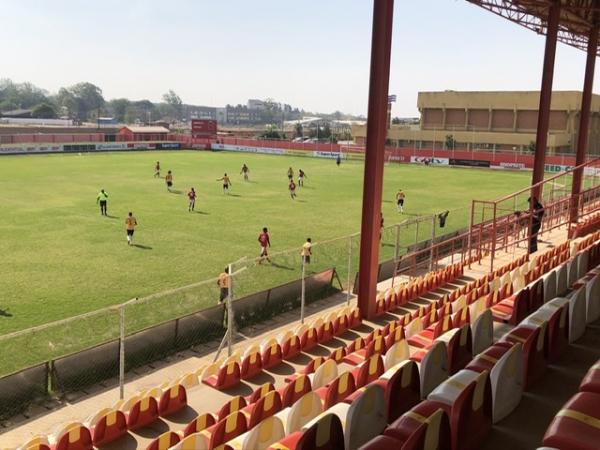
[1,0,598,116]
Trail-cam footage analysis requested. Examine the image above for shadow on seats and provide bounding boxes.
[163,404,198,425]
[99,432,138,450]
[130,417,169,437]
[267,361,296,376]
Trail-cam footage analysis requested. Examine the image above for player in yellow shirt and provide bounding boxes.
[301,238,312,265]
[217,173,232,194]
[165,170,173,192]
[125,212,138,246]
[396,189,406,213]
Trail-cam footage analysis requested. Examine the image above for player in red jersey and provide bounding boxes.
[187,187,196,212]
[289,179,297,200]
[258,227,271,264]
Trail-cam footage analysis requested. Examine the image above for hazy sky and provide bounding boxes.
[2,0,598,117]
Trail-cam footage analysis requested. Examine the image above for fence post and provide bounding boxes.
[415,219,420,244]
[300,257,306,323]
[119,304,125,400]
[394,223,401,261]
[227,263,233,356]
[346,235,353,305]
[429,214,436,271]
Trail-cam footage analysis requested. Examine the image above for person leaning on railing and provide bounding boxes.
[528,197,545,253]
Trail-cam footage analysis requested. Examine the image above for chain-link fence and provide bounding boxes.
[0,208,473,421]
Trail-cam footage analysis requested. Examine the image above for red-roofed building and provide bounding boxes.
[118,126,170,141]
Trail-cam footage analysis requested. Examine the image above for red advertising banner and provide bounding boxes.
[191,119,217,136]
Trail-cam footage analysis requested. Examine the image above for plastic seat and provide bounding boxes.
[333,314,349,336]
[119,394,159,431]
[585,274,600,323]
[285,356,326,383]
[549,289,585,343]
[384,325,405,350]
[244,390,282,429]
[407,316,453,349]
[317,321,334,343]
[309,358,338,389]
[280,334,302,361]
[48,422,93,450]
[543,270,557,303]
[426,370,493,450]
[543,392,600,450]
[158,384,187,417]
[262,342,284,370]
[556,264,568,296]
[351,354,385,388]
[201,411,248,449]
[84,408,127,447]
[531,302,570,362]
[315,371,356,409]
[410,341,449,398]
[498,324,546,389]
[384,339,410,371]
[383,404,451,450]
[491,288,529,325]
[284,391,324,433]
[300,327,319,351]
[471,309,493,356]
[465,342,523,423]
[182,412,217,437]
[224,415,286,450]
[217,395,247,421]
[344,336,385,365]
[15,437,51,450]
[579,361,600,394]
[348,308,362,328]
[436,324,473,375]
[241,350,263,380]
[295,413,345,450]
[144,431,180,450]
[328,347,346,364]
[372,359,421,422]
[203,361,241,390]
[280,374,312,408]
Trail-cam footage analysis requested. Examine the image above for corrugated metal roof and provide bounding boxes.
[122,126,170,133]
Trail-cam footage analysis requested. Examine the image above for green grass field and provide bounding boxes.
[0,150,536,339]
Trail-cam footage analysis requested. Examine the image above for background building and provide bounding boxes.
[353,91,600,154]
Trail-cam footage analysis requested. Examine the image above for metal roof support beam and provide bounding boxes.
[532,0,561,200]
[358,0,394,320]
[571,21,599,225]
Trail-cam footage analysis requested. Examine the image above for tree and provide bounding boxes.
[527,141,536,153]
[31,103,57,118]
[108,98,130,122]
[162,90,182,120]
[261,126,281,139]
[57,82,104,120]
[0,78,49,110]
[392,117,401,125]
[295,123,303,137]
[445,134,456,150]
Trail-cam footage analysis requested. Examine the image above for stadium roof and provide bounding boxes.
[467,0,600,55]
[121,126,170,133]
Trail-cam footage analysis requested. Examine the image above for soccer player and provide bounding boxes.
[165,170,173,191]
[287,167,294,181]
[289,179,297,199]
[217,173,232,194]
[258,227,271,264]
[154,161,161,178]
[240,164,250,181]
[301,238,312,265]
[125,212,138,246]
[396,189,406,213]
[187,187,196,212]
[96,189,108,216]
[217,267,230,328]
[298,169,306,187]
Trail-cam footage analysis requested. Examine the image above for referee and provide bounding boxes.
[96,189,108,216]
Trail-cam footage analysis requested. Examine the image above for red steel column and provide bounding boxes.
[358,0,394,320]
[570,23,599,224]
[531,0,561,199]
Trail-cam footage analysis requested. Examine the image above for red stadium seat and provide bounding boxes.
[351,354,385,388]
[203,361,241,390]
[384,325,405,350]
[371,360,421,422]
[243,390,282,429]
[281,334,302,361]
[498,324,546,389]
[280,374,312,408]
[121,395,159,431]
[15,437,51,450]
[579,361,600,394]
[426,370,493,450]
[543,392,600,450]
[144,431,180,450]
[528,278,544,312]
[216,395,247,421]
[407,315,453,349]
[333,314,349,336]
[85,408,127,447]
[491,288,529,325]
[246,382,275,404]
[348,308,362,328]
[158,384,187,417]
[328,346,346,364]
[383,403,451,450]
[344,336,385,365]
[241,350,263,380]
[315,371,356,409]
[182,412,216,437]
[201,411,248,449]
[262,342,284,370]
[438,324,473,375]
[297,413,345,450]
[317,321,334,343]
[48,423,93,450]
[300,327,319,351]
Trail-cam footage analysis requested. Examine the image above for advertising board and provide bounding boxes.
[449,158,490,168]
[410,156,449,166]
[313,151,341,159]
[156,143,182,150]
[96,143,128,151]
[212,143,285,155]
[0,145,63,154]
[497,162,526,170]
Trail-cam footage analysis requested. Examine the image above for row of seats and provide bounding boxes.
[570,212,600,238]
[542,358,600,449]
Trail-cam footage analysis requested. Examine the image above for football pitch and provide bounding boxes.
[0,150,533,341]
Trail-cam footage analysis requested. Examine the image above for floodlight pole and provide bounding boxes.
[357,0,394,320]
[570,23,599,226]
